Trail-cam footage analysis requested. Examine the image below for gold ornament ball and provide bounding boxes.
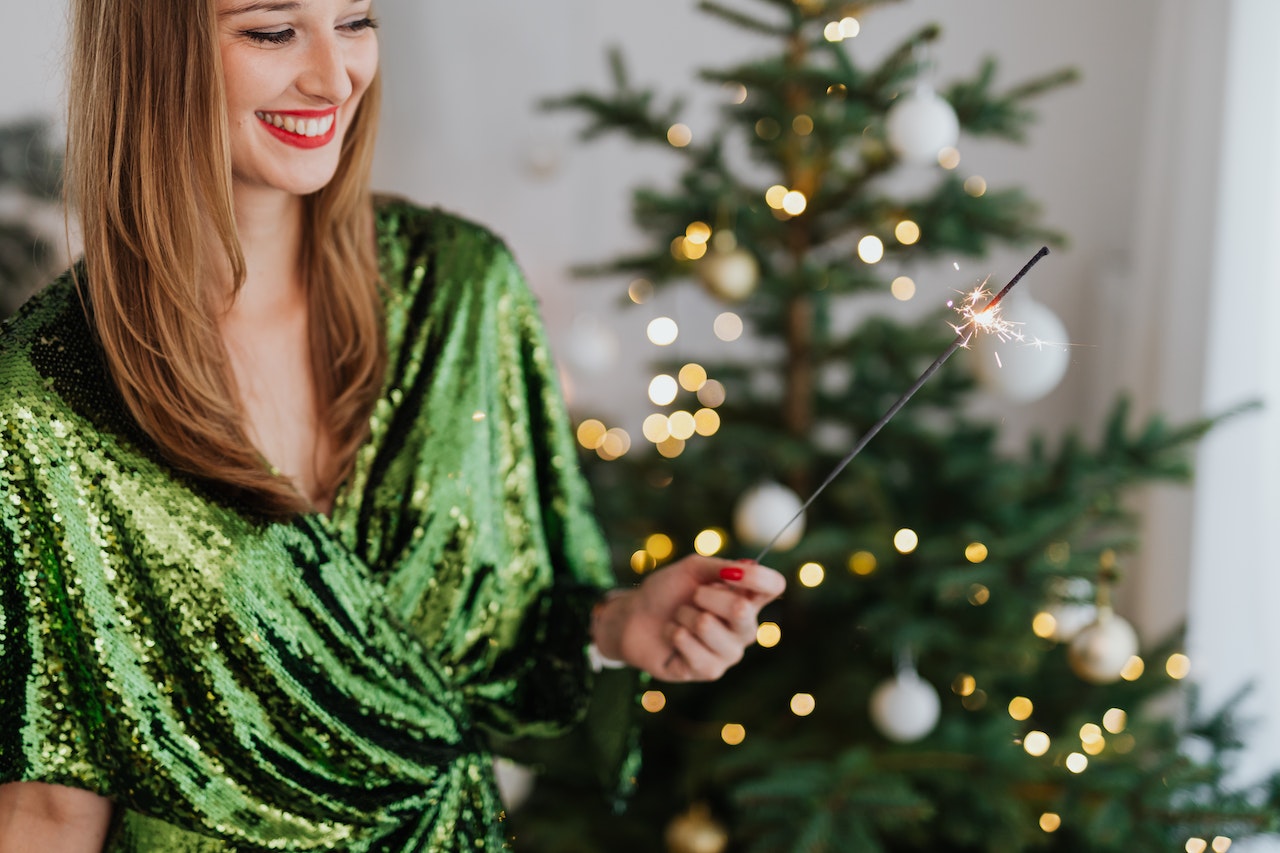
[665,803,729,853]
[697,248,759,302]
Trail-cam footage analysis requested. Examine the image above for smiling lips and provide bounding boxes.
[255,109,338,149]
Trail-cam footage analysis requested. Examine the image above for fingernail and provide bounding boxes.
[720,567,745,582]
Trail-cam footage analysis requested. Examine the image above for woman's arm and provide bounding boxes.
[0,782,112,853]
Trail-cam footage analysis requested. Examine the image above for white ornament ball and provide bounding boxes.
[492,757,536,812]
[1046,601,1098,644]
[1068,608,1139,684]
[733,482,805,551]
[885,88,960,165]
[974,297,1070,402]
[697,248,759,302]
[870,670,942,743]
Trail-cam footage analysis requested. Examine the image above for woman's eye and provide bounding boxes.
[341,17,379,34]
[244,28,294,45]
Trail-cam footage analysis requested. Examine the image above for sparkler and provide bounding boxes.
[753,246,1051,562]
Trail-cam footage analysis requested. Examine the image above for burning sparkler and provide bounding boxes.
[753,246,1051,561]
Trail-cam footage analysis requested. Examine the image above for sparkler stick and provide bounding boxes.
[753,246,1050,562]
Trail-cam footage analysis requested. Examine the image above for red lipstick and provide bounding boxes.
[255,108,339,150]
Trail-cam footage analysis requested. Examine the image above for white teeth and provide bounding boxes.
[257,112,336,138]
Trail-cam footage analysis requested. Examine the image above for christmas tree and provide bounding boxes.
[501,3,1280,850]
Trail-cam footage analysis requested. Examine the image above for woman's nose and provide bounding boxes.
[296,32,354,104]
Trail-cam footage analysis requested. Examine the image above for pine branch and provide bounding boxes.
[696,0,793,37]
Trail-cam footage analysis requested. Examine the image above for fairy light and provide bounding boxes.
[938,146,961,169]
[790,693,816,716]
[713,312,744,341]
[693,408,721,436]
[667,123,692,147]
[965,542,989,563]
[1187,839,1208,853]
[576,419,608,450]
[781,190,808,216]
[697,379,727,407]
[1065,752,1088,773]
[1008,696,1033,721]
[967,584,990,605]
[597,428,631,460]
[890,275,916,301]
[668,411,697,440]
[721,723,746,746]
[641,690,666,713]
[765,185,789,209]
[630,550,656,574]
[964,175,987,197]
[642,413,671,443]
[827,83,847,97]
[1032,612,1057,639]
[895,219,921,245]
[645,533,674,561]
[656,436,685,458]
[627,279,653,304]
[693,528,725,556]
[755,117,781,140]
[823,21,842,41]
[798,562,825,587]
[1039,813,1061,833]
[962,690,987,711]
[1120,656,1145,681]
[726,83,748,105]
[1023,731,1050,757]
[1079,723,1103,744]
[685,221,711,244]
[756,621,781,648]
[952,674,976,697]
[857,235,884,263]
[1213,837,1233,852]
[1103,708,1127,733]
[1167,653,1191,679]
[683,239,708,260]
[894,528,919,553]
[848,550,877,576]
[647,317,679,346]
[649,374,679,406]
[793,114,814,136]
[679,363,708,391]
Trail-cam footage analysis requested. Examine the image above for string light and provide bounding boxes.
[1187,839,1208,853]
[642,413,671,443]
[630,550,656,574]
[667,123,692,147]
[790,693,816,716]
[649,374,679,406]
[1023,731,1050,757]
[938,146,961,169]
[755,117,781,140]
[1213,837,1233,852]
[967,584,990,605]
[693,408,721,436]
[647,317,679,346]
[964,542,988,563]
[697,379,727,407]
[1065,752,1088,773]
[793,114,814,136]
[693,528,726,556]
[895,219,921,245]
[890,275,916,301]
[721,723,746,746]
[756,621,782,648]
[576,419,608,450]
[713,312,744,342]
[951,674,976,697]
[627,279,653,304]
[1120,656,1145,681]
[962,689,987,711]
[641,690,667,713]
[781,190,808,216]
[964,175,987,197]
[798,562,825,587]
[1008,696,1033,721]
[1032,612,1057,639]
[668,411,697,440]
[685,221,711,244]
[1103,708,1127,733]
[1039,813,1061,833]
[1167,653,1191,680]
[679,363,708,391]
[765,185,788,209]
[893,528,919,553]
[656,436,686,459]
[857,235,884,263]
[645,533,674,561]
[848,550,877,576]
[597,428,631,460]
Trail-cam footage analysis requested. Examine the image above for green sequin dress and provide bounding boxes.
[0,200,614,851]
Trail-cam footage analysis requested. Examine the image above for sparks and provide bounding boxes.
[950,279,1021,344]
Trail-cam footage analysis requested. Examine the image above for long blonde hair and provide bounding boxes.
[67,0,386,519]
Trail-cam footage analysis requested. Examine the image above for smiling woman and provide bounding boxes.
[0,0,785,850]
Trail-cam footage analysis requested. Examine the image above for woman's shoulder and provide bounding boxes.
[374,196,523,279]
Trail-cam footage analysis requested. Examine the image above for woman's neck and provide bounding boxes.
[225,186,306,319]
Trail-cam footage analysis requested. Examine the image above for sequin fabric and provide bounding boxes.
[0,200,614,850]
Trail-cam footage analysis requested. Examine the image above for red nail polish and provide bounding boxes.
[720,567,745,582]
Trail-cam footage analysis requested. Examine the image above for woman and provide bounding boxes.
[0,0,785,849]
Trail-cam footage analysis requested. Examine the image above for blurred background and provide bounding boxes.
[3,1,1279,847]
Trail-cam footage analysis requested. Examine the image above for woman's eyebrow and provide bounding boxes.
[219,1,302,17]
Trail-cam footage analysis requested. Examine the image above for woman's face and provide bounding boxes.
[216,0,379,200]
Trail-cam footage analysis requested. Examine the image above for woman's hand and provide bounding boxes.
[592,556,786,682]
